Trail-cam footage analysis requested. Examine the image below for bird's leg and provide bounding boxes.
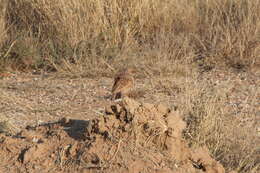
[115,92,122,100]
[111,92,122,101]
[113,92,123,102]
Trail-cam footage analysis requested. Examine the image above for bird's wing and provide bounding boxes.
[112,76,133,93]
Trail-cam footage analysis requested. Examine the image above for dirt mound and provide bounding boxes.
[0,98,230,173]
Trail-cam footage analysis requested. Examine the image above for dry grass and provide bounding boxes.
[0,0,259,172]
[180,77,259,172]
[138,66,259,172]
[0,0,259,73]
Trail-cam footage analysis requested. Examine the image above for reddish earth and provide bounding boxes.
[0,97,233,173]
[1,67,258,172]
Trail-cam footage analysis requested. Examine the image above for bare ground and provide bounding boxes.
[0,67,259,172]
[0,97,225,173]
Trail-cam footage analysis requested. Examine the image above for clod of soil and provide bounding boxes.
[0,97,233,173]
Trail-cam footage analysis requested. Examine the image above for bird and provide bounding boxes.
[111,68,136,100]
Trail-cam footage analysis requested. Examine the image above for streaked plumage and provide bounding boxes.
[111,68,135,100]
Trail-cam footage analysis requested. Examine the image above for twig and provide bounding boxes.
[100,59,116,72]
[3,40,17,58]
[92,110,104,115]
[108,139,122,163]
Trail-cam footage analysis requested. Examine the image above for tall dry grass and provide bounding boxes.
[180,77,259,172]
[146,68,259,172]
[0,0,259,172]
[0,0,259,73]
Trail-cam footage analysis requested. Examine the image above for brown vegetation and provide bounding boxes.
[0,0,259,73]
[0,0,259,172]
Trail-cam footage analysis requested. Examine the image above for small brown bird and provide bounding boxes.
[111,68,135,100]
